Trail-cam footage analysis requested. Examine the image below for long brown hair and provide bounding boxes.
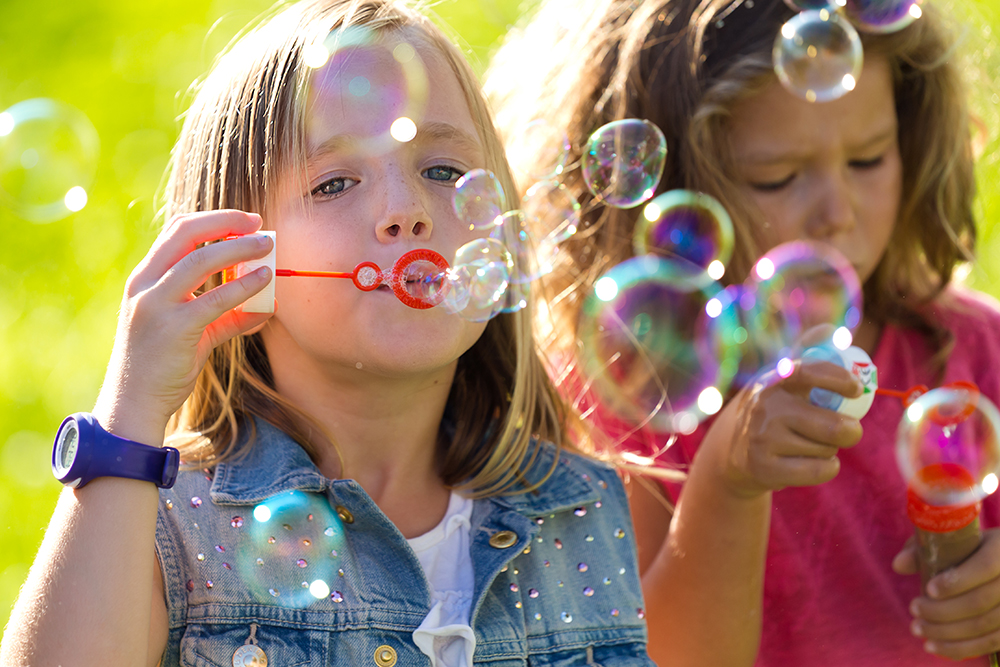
[161,0,578,496]
[487,0,978,368]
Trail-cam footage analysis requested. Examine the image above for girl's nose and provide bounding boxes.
[377,180,433,242]
[807,172,856,240]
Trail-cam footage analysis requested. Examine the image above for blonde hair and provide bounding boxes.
[487,0,979,371]
[162,0,578,496]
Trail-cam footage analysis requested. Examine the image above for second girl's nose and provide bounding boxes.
[808,173,856,240]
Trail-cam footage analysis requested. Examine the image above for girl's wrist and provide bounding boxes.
[92,392,168,448]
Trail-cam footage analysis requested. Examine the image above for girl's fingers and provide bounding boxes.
[927,532,1000,600]
[892,538,918,575]
[920,626,1000,661]
[915,575,1000,625]
[202,305,273,351]
[131,210,263,287]
[186,266,274,329]
[783,404,863,450]
[157,233,273,301]
[916,597,1000,643]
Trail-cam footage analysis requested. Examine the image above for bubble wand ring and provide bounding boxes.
[386,248,450,310]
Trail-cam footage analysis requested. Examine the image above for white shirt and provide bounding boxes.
[407,492,476,667]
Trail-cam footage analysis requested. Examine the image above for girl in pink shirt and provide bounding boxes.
[487,0,1000,664]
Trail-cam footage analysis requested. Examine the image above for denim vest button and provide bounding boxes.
[335,505,355,523]
[232,644,267,666]
[373,645,397,667]
[489,530,518,548]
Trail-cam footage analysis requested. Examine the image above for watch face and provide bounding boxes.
[57,421,79,474]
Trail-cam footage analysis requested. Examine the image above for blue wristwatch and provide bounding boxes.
[51,413,179,489]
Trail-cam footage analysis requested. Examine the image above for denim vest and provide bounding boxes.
[155,419,655,666]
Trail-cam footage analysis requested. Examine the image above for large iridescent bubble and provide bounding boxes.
[0,99,99,223]
[741,240,863,372]
[453,169,506,231]
[843,0,923,33]
[581,119,667,209]
[577,256,742,434]
[446,237,513,322]
[773,9,864,103]
[898,385,1000,508]
[635,190,734,279]
[305,26,428,157]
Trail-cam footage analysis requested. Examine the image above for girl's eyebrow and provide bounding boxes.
[305,122,483,171]
[736,127,898,166]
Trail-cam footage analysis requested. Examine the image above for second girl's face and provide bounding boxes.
[263,33,489,379]
[727,56,902,284]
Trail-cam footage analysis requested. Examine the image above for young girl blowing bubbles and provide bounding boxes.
[0,1,657,665]
[488,0,1000,664]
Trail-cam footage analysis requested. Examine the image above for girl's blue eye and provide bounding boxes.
[312,177,358,198]
[423,165,464,183]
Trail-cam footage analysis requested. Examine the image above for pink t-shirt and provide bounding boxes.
[659,288,1000,666]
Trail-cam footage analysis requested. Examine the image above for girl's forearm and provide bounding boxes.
[0,407,166,667]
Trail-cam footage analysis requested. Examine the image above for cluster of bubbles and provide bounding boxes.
[0,98,99,223]
[774,0,924,102]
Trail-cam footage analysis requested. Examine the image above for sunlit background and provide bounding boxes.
[1,0,999,633]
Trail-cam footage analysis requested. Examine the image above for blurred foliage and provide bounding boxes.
[0,0,999,637]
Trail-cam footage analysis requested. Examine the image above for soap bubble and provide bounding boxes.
[490,210,533,312]
[577,256,742,434]
[581,119,667,208]
[773,9,864,103]
[453,169,505,230]
[448,238,512,322]
[843,0,922,33]
[635,190,734,277]
[898,385,1000,508]
[508,119,572,181]
[0,98,100,223]
[523,180,581,277]
[240,491,346,607]
[307,26,428,157]
[742,241,863,373]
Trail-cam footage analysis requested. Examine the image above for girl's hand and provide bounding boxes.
[716,360,865,499]
[94,210,275,443]
[894,529,1000,659]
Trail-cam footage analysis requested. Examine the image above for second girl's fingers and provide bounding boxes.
[130,210,264,287]
[926,531,1000,601]
[783,360,864,400]
[157,233,274,300]
[919,624,1000,661]
[782,405,863,450]
[186,266,274,328]
[893,537,918,575]
[746,450,842,489]
[914,575,1000,625]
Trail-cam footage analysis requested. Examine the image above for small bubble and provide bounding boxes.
[585,535,594,542]
[297,559,308,568]
[269,588,280,597]
[573,507,587,517]
[637,608,646,619]
[331,591,344,603]
[561,611,573,623]
[231,517,244,528]
[215,545,225,553]
[256,558,264,566]
[223,562,232,570]
[197,553,205,561]
[578,563,588,572]
[515,601,522,609]
[534,613,542,620]
[611,609,620,617]
[165,499,174,510]
[190,497,202,508]
[583,587,594,597]
[301,581,309,588]
[302,539,311,547]
[186,580,194,592]
[529,588,539,598]
[510,583,519,592]
[205,580,213,589]
[325,527,336,537]
[614,528,626,539]
[554,539,563,550]
[268,536,276,544]
[603,577,611,585]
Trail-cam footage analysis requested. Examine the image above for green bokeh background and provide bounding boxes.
[0,0,998,635]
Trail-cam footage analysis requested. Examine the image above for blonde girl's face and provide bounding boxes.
[726,56,902,285]
[262,33,489,380]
